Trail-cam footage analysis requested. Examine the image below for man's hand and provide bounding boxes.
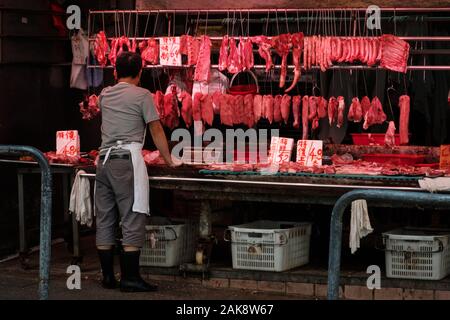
[148,120,183,168]
[169,157,183,168]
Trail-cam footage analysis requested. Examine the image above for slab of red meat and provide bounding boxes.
[361,96,371,116]
[263,95,274,124]
[317,97,328,119]
[348,97,363,122]
[251,36,273,72]
[398,95,410,145]
[192,92,203,122]
[227,38,241,74]
[253,94,263,122]
[303,37,309,70]
[243,94,255,128]
[79,94,100,120]
[94,31,109,66]
[218,35,229,71]
[194,36,212,82]
[108,38,118,66]
[308,96,318,121]
[153,90,165,118]
[302,95,309,139]
[272,34,292,88]
[163,93,179,129]
[384,121,396,147]
[280,94,291,125]
[273,95,283,123]
[285,32,304,92]
[179,91,193,128]
[211,91,221,115]
[292,95,301,128]
[363,97,387,130]
[141,38,159,65]
[116,36,131,59]
[180,35,200,66]
[233,95,245,125]
[380,34,410,73]
[219,94,233,126]
[200,94,214,126]
[239,38,254,71]
[336,96,346,128]
[328,96,338,126]
[311,117,319,131]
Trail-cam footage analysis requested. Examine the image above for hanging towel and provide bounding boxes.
[349,200,373,254]
[69,170,93,227]
[419,177,450,193]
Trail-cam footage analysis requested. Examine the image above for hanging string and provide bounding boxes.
[102,12,105,33]
[247,10,250,36]
[285,9,289,34]
[127,12,131,37]
[265,10,270,35]
[195,11,200,36]
[275,10,280,35]
[122,12,126,36]
[114,12,118,38]
[185,10,189,35]
[231,11,236,37]
[239,11,244,36]
[143,12,150,38]
[306,10,310,35]
[153,10,159,37]
[134,12,139,39]
[296,10,300,32]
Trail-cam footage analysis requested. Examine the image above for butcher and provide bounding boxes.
[96,52,177,292]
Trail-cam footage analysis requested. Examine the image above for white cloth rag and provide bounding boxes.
[69,170,93,227]
[419,177,450,193]
[349,199,373,254]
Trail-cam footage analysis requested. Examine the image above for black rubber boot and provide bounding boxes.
[97,249,118,289]
[119,250,158,292]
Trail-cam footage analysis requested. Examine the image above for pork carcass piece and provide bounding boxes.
[153,90,165,118]
[280,94,292,124]
[244,94,255,128]
[94,31,109,66]
[384,121,396,148]
[363,97,387,130]
[218,35,229,71]
[239,38,254,71]
[180,35,201,66]
[211,91,221,115]
[302,95,309,139]
[308,96,318,121]
[130,38,137,53]
[336,96,346,128]
[303,37,309,70]
[398,95,410,145]
[253,94,263,122]
[317,97,328,119]
[251,36,273,72]
[361,96,371,116]
[219,94,234,126]
[192,92,203,122]
[285,32,304,93]
[116,36,131,58]
[179,91,193,128]
[163,93,179,129]
[272,34,292,88]
[292,95,301,128]
[348,97,363,122]
[200,94,214,126]
[273,95,283,123]
[141,38,159,65]
[263,95,274,124]
[227,38,241,74]
[108,38,119,66]
[194,36,212,82]
[380,34,410,73]
[328,96,338,126]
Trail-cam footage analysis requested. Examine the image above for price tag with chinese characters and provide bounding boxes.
[296,140,323,167]
[268,137,294,164]
[159,37,181,66]
[56,130,80,157]
[440,145,450,170]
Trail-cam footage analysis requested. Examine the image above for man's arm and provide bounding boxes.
[148,120,175,166]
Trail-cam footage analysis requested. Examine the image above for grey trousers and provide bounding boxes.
[95,154,147,248]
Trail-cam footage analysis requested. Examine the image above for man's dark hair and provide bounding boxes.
[115,52,142,79]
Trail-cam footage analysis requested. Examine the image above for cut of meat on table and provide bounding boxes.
[141,38,159,65]
[363,96,387,130]
[194,36,211,82]
[251,36,273,72]
[153,90,165,118]
[272,34,292,88]
[218,35,229,71]
[308,96,318,121]
[317,97,328,119]
[302,95,309,139]
[285,32,304,93]
[234,95,245,125]
[328,96,338,126]
[192,92,203,122]
[211,91,221,115]
[280,94,292,124]
[179,91,193,127]
[336,96,345,128]
[163,93,179,129]
[398,95,410,145]
[361,96,371,117]
[273,95,283,123]
[227,38,241,74]
[348,97,363,122]
[380,34,410,73]
[219,94,233,126]
[331,153,354,165]
[292,95,302,128]
[244,94,255,128]
[200,94,214,126]
[263,95,274,124]
[253,94,263,122]
[94,31,109,66]
[384,121,396,147]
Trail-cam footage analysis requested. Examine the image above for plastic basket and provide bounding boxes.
[140,219,198,267]
[383,227,450,280]
[226,220,312,272]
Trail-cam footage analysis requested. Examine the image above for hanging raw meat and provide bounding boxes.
[233,95,245,125]
[251,36,273,72]
[384,121,396,147]
[398,95,410,145]
[152,90,165,119]
[253,94,263,123]
[94,31,109,66]
[281,94,292,124]
[200,94,214,126]
[328,96,338,126]
[348,97,363,122]
[273,95,283,123]
[130,38,137,53]
[336,96,345,128]
[192,92,203,122]
[220,94,234,126]
[180,35,200,66]
[194,36,212,82]
[302,95,309,139]
[218,35,229,71]
[108,38,119,66]
[141,38,159,65]
[239,37,254,71]
[244,94,255,128]
[211,91,221,115]
[285,32,304,93]
[179,91,193,128]
[308,96,318,121]
[292,95,301,129]
[363,96,387,130]
[116,36,131,58]
[361,96,371,116]
[317,97,328,119]
[227,38,241,74]
[263,95,274,124]
[163,93,179,129]
[272,34,292,88]
[380,34,410,73]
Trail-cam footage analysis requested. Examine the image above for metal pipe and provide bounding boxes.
[0,145,52,300]
[327,189,450,300]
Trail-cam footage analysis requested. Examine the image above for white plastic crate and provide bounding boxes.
[383,228,450,280]
[140,219,198,267]
[227,220,312,272]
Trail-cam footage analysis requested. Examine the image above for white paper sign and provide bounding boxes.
[159,37,181,66]
[56,130,80,157]
[268,136,294,164]
[296,140,323,166]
